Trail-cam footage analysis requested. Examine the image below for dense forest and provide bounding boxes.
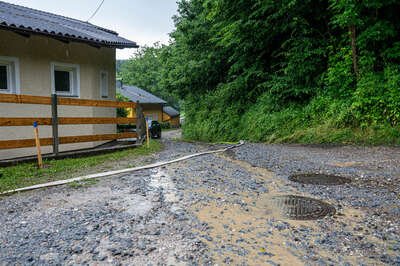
[119,0,400,144]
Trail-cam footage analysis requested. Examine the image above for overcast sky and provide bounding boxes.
[5,0,178,59]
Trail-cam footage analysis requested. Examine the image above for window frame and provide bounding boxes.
[100,70,109,98]
[0,56,20,94]
[50,62,80,97]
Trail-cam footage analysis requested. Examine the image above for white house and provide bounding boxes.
[0,1,138,160]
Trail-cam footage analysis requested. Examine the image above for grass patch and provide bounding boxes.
[279,125,400,145]
[182,93,400,146]
[0,140,163,193]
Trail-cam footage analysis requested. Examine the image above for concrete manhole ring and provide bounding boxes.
[271,195,336,220]
[289,173,351,185]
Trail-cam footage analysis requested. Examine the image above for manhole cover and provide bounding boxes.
[271,195,336,220]
[289,173,351,185]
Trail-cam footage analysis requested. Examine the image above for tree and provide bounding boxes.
[118,43,180,108]
[121,0,400,142]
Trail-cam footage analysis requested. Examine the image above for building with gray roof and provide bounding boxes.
[0,0,137,48]
[163,106,180,118]
[0,1,138,160]
[117,84,167,104]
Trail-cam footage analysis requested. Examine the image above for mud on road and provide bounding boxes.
[0,131,399,265]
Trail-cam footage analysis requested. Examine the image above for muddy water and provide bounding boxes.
[192,199,306,265]
[187,152,387,265]
[188,153,310,265]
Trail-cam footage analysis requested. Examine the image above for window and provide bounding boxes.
[0,56,20,94]
[54,70,71,92]
[0,65,7,90]
[100,71,108,98]
[51,62,79,96]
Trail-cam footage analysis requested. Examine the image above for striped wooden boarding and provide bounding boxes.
[0,93,136,108]
[0,132,138,149]
[0,117,137,126]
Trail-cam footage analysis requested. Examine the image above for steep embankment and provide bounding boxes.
[173,1,400,145]
[120,1,400,145]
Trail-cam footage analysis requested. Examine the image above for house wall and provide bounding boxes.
[0,29,116,160]
[142,104,163,122]
[126,103,163,123]
[169,117,180,128]
[163,113,180,128]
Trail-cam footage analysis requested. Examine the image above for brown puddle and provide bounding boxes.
[192,198,307,265]
[188,153,319,265]
[187,152,384,265]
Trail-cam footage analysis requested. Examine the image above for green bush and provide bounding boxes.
[352,65,400,127]
[116,92,129,118]
[161,122,171,129]
[182,89,400,145]
[116,0,400,145]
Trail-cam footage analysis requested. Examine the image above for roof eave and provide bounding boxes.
[142,102,166,104]
[0,25,139,49]
[167,114,180,118]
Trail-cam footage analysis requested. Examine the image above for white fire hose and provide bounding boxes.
[0,141,245,195]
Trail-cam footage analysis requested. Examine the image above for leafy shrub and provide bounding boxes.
[352,65,400,126]
[117,0,400,145]
[161,122,171,129]
[116,92,129,118]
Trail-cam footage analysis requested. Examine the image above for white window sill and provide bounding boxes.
[0,90,14,94]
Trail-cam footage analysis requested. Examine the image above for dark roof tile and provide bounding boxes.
[0,1,138,48]
[118,85,167,104]
[163,106,180,117]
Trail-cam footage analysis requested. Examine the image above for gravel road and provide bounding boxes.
[0,130,399,265]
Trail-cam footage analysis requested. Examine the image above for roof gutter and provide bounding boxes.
[0,25,139,49]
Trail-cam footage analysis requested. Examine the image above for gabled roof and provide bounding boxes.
[0,1,138,48]
[163,106,180,117]
[118,85,167,104]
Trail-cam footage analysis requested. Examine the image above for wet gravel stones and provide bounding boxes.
[0,138,214,265]
[1,134,400,265]
[289,173,351,185]
[231,143,400,265]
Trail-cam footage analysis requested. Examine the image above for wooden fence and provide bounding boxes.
[0,93,145,154]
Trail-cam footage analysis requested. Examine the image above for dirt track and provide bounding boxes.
[0,130,399,265]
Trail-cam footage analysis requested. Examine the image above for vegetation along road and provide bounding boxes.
[0,130,399,265]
